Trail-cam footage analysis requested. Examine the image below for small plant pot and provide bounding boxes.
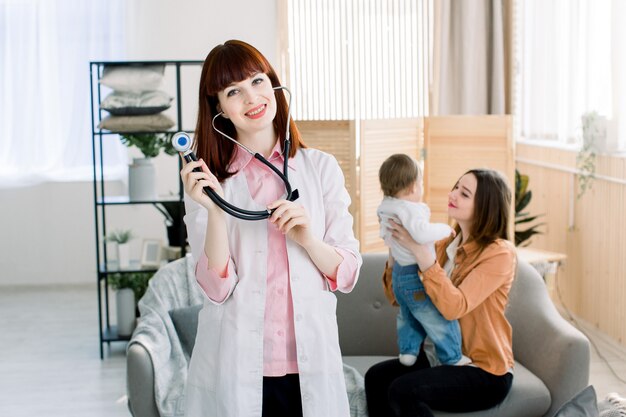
[118,242,131,269]
[129,157,157,201]
[116,288,136,337]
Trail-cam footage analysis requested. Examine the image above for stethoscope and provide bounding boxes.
[171,86,299,221]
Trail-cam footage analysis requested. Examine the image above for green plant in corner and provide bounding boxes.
[108,271,154,303]
[105,229,134,244]
[515,169,545,247]
[119,133,178,158]
[576,111,601,199]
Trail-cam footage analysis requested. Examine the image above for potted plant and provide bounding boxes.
[106,229,134,269]
[109,271,154,336]
[515,169,545,247]
[119,133,177,201]
[576,111,604,199]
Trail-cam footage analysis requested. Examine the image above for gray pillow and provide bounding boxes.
[97,113,175,132]
[169,304,202,357]
[101,90,172,116]
[99,64,165,93]
[554,386,599,417]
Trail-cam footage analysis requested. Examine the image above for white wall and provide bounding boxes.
[0,0,278,285]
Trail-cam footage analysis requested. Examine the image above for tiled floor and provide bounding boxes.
[0,284,624,416]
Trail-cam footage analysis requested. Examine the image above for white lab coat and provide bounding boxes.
[183,148,362,417]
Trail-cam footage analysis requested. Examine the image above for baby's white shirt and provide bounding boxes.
[377,196,453,266]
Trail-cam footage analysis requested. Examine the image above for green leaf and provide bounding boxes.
[515,190,532,213]
[119,133,175,159]
[108,271,154,302]
[515,215,544,225]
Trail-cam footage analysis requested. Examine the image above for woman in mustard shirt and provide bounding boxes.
[365,168,517,417]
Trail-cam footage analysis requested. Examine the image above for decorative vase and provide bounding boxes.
[116,288,136,336]
[118,242,131,269]
[128,157,157,201]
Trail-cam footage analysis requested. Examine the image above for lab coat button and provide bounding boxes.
[295,314,303,321]
[292,275,299,281]
[303,393,311,401]
[300,355,308,362]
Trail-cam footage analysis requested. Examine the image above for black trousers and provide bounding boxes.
[262,374,303,417]
[364,349,513,417]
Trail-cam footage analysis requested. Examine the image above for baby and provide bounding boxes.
[377,153,469,367]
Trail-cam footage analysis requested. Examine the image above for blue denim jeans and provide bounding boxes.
[392,262,462,365]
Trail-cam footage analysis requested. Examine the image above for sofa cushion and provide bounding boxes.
[169,304,202,357]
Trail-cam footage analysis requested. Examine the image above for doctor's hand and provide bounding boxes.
[267,200,313,248]
[179,157,224,212]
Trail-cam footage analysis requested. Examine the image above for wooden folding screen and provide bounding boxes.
[298,115,514,253]
[423,116,515,238]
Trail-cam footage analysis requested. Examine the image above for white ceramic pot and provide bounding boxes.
[116,288,136,337]
[117,242,131,269]
[128,157,157,201]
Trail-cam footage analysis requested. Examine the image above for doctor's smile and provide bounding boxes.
[246,104,267,118]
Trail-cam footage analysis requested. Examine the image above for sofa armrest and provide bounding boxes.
[507,261,590,417]
[127,342,160,417]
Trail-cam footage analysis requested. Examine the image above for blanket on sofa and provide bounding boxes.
[129,255,368,417]
[128,256,202,417]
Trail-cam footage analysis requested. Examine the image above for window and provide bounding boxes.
[514,0,626,152]
[0,0,127,188]
[286,0,433,121]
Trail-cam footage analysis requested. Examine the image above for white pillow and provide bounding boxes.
[97,114,175,132]
[99,64,165,93]
[100,90,173,116]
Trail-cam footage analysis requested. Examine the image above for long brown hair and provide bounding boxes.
[194,40,305,182]
[448,169,512,250]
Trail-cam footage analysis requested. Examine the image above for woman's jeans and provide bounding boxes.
[392,262,462,364]
[364,351,513,417]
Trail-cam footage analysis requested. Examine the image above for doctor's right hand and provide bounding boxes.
[179,158,225,212]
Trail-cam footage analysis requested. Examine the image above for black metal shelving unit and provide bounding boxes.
[89,60,203,358]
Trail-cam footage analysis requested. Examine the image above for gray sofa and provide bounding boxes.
[127,252,590,417]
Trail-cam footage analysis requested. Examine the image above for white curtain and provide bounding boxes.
[517,0,626,151]
[0,0,127,188]
[287,0,433,120]
[433,0,506,115]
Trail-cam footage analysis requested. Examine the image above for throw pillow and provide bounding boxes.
[554,385,599,417]
[97,114,175,132]
[100,90,173,116]
[169,304,202,357]
[99,64,165,93]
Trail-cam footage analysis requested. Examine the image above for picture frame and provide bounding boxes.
[141,239,163,268]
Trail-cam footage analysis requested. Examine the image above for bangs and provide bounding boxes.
[205,42,272,95]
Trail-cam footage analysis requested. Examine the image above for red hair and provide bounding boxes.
[194,40,305,182]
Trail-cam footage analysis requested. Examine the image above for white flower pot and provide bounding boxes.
[116,288,136,337]
[128,157,157,201]
[117,242,131,269]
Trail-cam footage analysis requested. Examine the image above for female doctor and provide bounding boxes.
[179,40,362,417]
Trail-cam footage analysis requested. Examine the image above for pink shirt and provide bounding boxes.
[195,142,358,376]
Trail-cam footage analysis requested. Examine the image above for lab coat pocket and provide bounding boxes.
[187,303,224,391]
